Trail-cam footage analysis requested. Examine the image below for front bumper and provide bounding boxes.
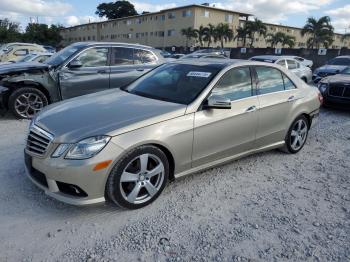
[24,140,125,205]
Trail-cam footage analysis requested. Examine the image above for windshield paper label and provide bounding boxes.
[187,71,212,78]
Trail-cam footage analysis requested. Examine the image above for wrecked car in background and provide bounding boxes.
[0,42,165,119]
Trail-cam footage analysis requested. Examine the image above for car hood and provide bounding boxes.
[0,62,49,75]
[323,74,350,83]
[34,89,187,143]
[315,65,348,74]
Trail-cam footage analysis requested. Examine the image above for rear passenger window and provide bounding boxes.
[211,67,252,101]
[111,47,133,65]
[134,49,157,64]
[287,60,297,70]
[282,74,296,90]
[277,60,286,68]
[256,67,285,94]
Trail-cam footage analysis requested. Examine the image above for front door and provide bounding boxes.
[59,47,110,99]
[192,66,259,167]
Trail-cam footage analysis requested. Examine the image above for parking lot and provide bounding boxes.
[0,107,349,261]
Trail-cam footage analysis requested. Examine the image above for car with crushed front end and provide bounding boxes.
[0,42,165,119]
[318,66,350,107]
[313,56,350,84]
[250,55,312,83]
[25,59,321,209]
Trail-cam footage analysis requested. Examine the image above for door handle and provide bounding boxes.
[287,95,297,102]
[97,70,107,74]
[136,68,144,72]
[246,105,257,113]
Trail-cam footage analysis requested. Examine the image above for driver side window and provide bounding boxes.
[211,67,253,101]
[74,48,108,67]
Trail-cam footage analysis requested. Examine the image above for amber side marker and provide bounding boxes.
[93,160,112,171]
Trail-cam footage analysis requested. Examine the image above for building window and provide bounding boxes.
[225,14,233,23]
[168,12,176,19]
[158,31,164,37]
[135,18,142,24]
[126,20,132,25]
[128,33,132,39]
[160,15,165,21]
[168,29,176,36]
[182,10,192,17]
[202,10,210,17]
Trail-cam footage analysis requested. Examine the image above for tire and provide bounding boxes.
[282,115,309,154]
[8,87,48,119]
[106,145,169,209]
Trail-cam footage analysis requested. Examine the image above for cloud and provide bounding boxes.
[326,5,350,32]
[65,16,106,27]
[0,0,72,17]
[212,0,334,23]
[132,2,177,13]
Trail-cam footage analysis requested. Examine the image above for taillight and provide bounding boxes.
[318,92,323,105]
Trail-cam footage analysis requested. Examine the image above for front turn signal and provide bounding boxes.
[93,160,112,171]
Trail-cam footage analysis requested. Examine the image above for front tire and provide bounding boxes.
[8,87,48,119]
[283,115,309,154]
[106,145,169,209]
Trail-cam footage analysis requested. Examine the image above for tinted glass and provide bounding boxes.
[211,67,252,101]
[74,48,108,67]
[134,49,157,64]
[125,63,222,104]
[287,60,297,69]
[341,67,350,74]
[45,44,84,66]
[256,66,285,94]
[328,58,350,66]
[277,60,286,67]
[282,74,296,90]
[18,54,35,62]
[111,47,133,65]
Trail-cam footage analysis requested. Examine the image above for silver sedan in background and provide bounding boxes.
[250,55,312,83]
[24,59,321,209]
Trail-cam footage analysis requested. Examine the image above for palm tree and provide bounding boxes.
[235,26,249,47]
[215,23,234,49]
[245,18,267,47]
[204,23,217,47]
[301,16,334,49]
[181,27,197,49]
[281,34,296,48]
[266,32,285,48]
[194,25,208,47]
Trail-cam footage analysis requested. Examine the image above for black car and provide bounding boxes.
[318,67,350,107]
[313,56,350,83]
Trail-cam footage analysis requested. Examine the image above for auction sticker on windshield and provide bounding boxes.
[187,71,212,78]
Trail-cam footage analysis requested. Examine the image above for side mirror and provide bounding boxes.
[205,95,231,109]
[68,60,83,69]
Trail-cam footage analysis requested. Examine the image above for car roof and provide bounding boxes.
[168,58,268,69]
[334,56,350,59]
[72,41,155,50]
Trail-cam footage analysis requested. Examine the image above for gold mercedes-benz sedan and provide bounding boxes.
[24,59,321,209]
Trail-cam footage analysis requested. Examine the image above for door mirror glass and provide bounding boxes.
[68,60,83,68]
[206,95,231,109]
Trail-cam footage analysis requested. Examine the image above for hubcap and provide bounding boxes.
[290,119,308,151]
[120,153,164,204]
[15,93,44,118]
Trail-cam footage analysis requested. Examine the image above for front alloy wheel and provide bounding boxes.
[107,145,169,209]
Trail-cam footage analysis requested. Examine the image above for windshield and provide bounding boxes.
[45,44,85,66]
[18,54,36,62]
[327,58,350,66]
[125,63,222,105]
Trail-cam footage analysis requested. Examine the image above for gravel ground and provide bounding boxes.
[0,108,349,262]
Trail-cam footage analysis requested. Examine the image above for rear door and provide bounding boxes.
[109,47,158,89]
[286,59,301,77]
[254,66,299,147]
[59,46,110,99]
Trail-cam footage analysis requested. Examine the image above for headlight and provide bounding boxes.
[52,144,72,158]
[65,136,111,160]
[318,83,328,93]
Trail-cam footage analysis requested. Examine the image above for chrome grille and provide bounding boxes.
[26,125,54,156]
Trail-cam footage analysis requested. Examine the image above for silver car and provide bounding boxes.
[25,59,321,209]
[250,55,312,83]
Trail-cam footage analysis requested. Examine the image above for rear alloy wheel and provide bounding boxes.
[8,87,48,119]
[107,145,169,209]
[283,115,309,153]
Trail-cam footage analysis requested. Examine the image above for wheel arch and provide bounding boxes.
[14,81,51,103]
